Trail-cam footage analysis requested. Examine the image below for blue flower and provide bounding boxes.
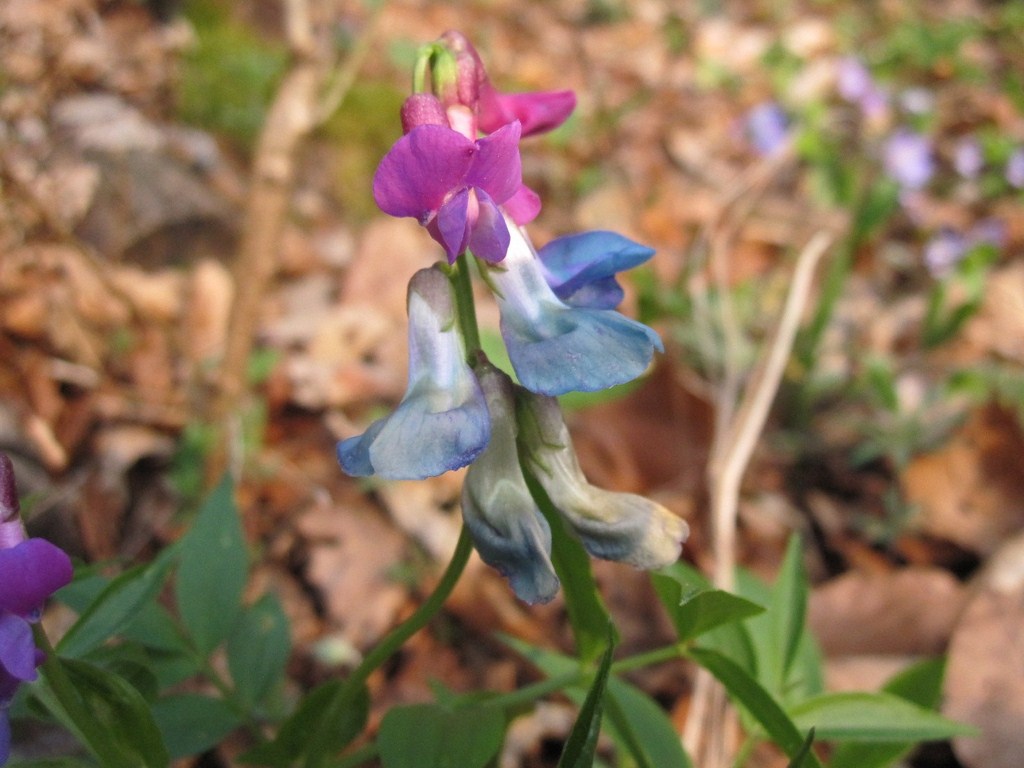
[536,231,654,310]
[517,392,688,570]
[460,364,559,604]
[744,102,789,156]
[488,220,663,396]
[337,267,490,480]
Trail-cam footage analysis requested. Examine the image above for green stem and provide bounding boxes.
[304,527,474,767]
[32,624,114,763]
[611,642,687,674]
[450,252,482,355]
[731,735,758,768]
[352,526,473,689]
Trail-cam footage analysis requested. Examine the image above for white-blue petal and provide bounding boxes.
[337,267,490,480]
[461,365,558,604]
[491,223,662,396]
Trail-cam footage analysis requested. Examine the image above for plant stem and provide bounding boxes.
[611,643,687,674]
[32,624,113,762]
[450,252,482,354]
[352,525,473,690]
[304,526,474,767]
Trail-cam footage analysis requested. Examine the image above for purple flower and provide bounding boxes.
[1006,148,1024,189]
[883,129,934,190]
[836,56,889,119]
[537,230,655,310]
[1,455,73,765]
[337,267,490,480]
[373,121,540,264]
[954,137,984,179]
[745,102,790,156]
[438,31,576,138]
[923,229,968,277]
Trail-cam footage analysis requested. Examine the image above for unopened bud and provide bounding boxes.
[401,93,448,133]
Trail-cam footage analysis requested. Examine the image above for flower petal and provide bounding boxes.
[0,539,73,617]
[491,222,662,395]
[465,121,522,204]
[537,231,654,309]
[479,89,577,137]
[0,613,37,684]
[337,268,490,480]
[467,189,510,264]
[518,392,688,570]
[503,184,541,226]
[461,365,558,604]
[372,125,476,218]
[433,188,471,263]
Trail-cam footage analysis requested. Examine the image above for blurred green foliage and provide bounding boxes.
[178,0,287,149]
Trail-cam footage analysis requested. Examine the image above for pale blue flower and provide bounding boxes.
[954,137,984,179]
[1006,148,1024,189]
[460,364,558,604]
[745,102,789,156]
[884,129,934,190]
[337,267,490,480]
[488,220,663,396]
[536,231,655,310]
[517,392,688,569]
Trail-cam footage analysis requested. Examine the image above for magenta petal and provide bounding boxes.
[0,539,73,617]
[465,121,523,204]
[434,189,472,263]
[373,125,477,218]
[0,613,37,683]
[503,184,541,226]
[467,189,511,263]
[493,91,576,136]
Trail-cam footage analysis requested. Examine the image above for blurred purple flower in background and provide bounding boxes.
[1006,148,1024,188]
[923,219,1005,278]
[923,229,968,277]
[954,137,984,179]
[884,129,934,190]
[836,56,888,119]
[744,102,790,155]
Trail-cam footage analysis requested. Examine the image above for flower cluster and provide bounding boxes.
[339,32,687,603]
[1,454,73,764]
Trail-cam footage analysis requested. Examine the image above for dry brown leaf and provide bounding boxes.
[902,405,1024,556]
[809,567,967,655]
[945,533,1024,768]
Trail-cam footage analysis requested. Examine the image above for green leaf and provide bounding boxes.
[175,475,249,656]
[227,592,291,708]
[526,472,615,663]
[239,680,368,766]
[652,565,764,642]
[152,694,242,759]
[828,658,948,768]
[377,702,506,768]
[52,658,170,768]
[57,555,175,658]
[768,536,809,694]
[786,728,817,768]
[788,691,975,742]
[688,647,823,768]
[605,678,693,768]
[557,639,614,768]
